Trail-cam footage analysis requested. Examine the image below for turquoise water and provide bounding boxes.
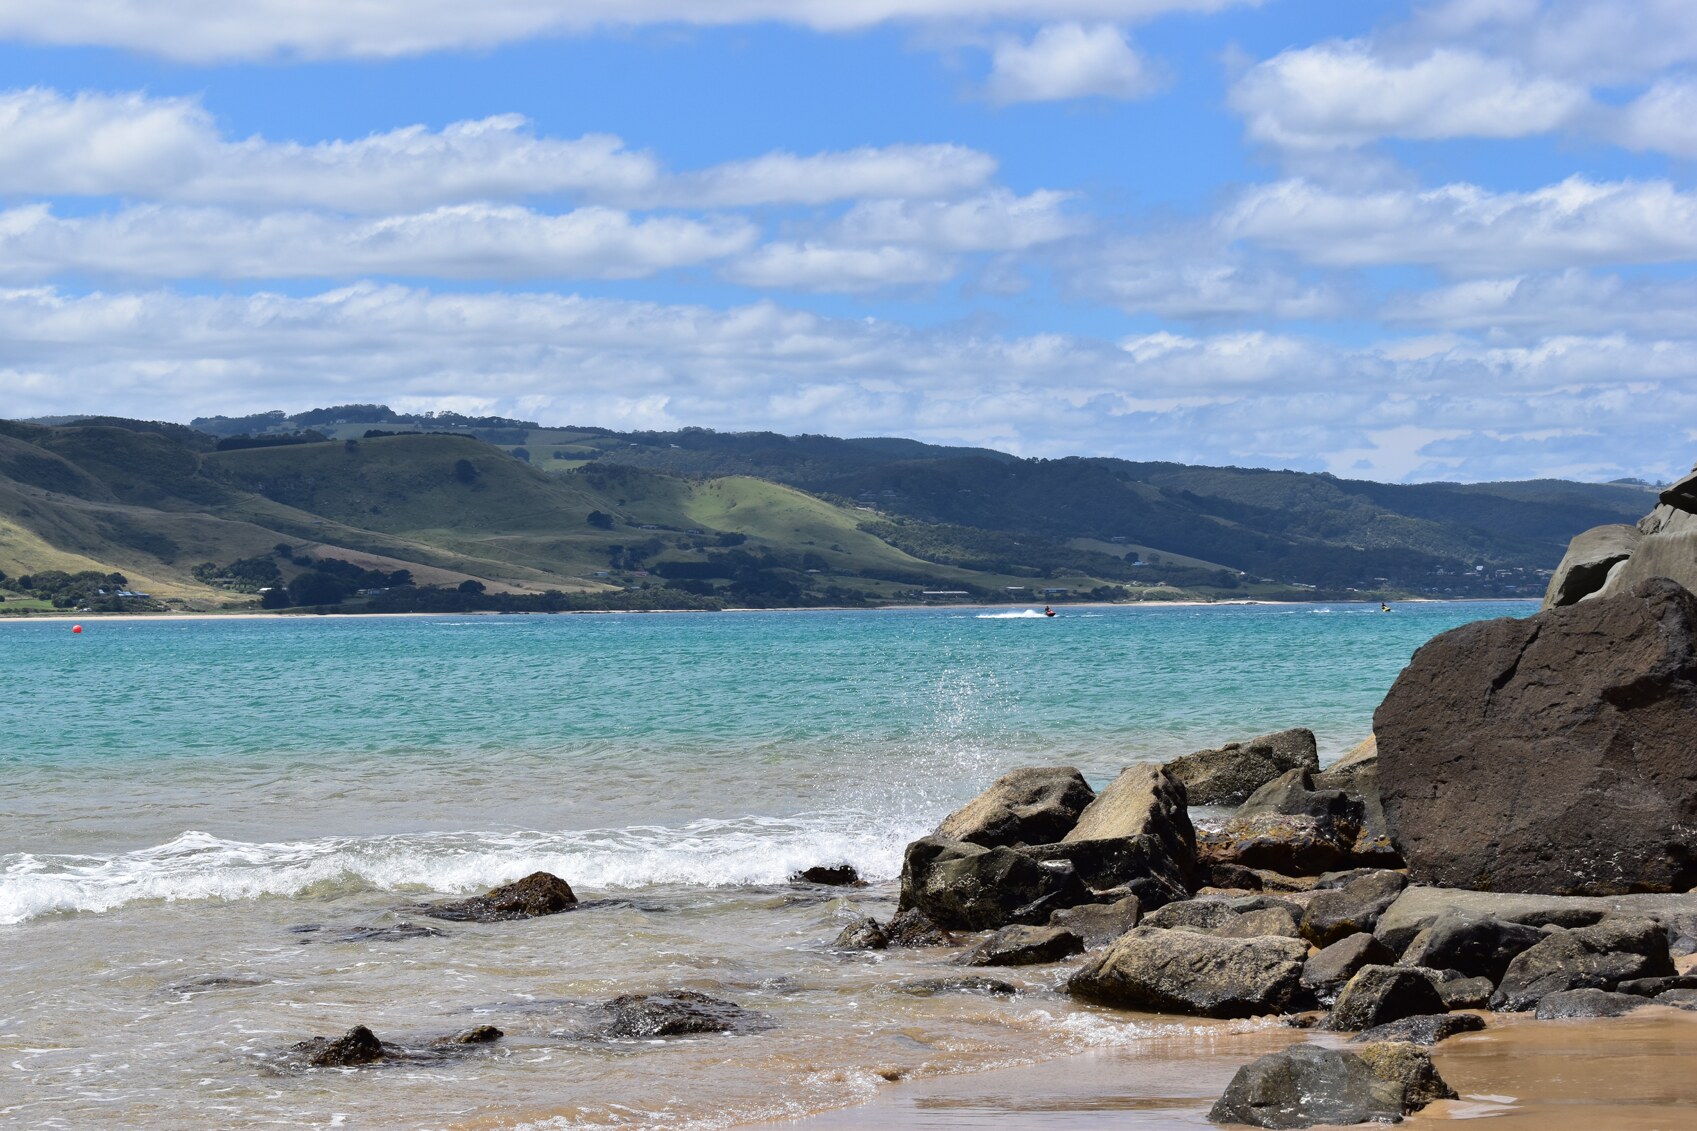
[0,601,1529,1129]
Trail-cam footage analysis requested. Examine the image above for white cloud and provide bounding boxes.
[1385,271,1697,339]
[986,23,1160,103]
[0,1,1262,62]
[835,189,1081,251]
[1225,176,1697,274]
[1619,78,1697,158]
[0,89,997,211]
[1230,44,1589,150]
[0,203,756,281]
[722,243,957,292]
[1068,234,1341,320]
[1414,0,1697,85]
[4,282,1693,482]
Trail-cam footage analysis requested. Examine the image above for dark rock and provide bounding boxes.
[597,992,764,1038]
[893,976,1019,997]
[1326,965,1449,1031]
[1543,524,1643,608]
[1303,933,1397,1004]
[294,1025,386,1068]
[437,1025,503,1045]
[1225,894,1305,916]
[1397,912,1548,983]
[832,916,888,950]
[1616,974,1697,996]
[1373,887,1697,954]
[1435,976,1494,1010]
[167,974,270,995]
[1491,917,1676,1011]
[899,836,1074,930]
[1049,895,1140,947]
[1200,862,1265,891]
[1068,928,1308,1018]
[422,872,578,922]
[1656,988,1697,1008]
[308,922,446,944]
[935,766,1095,847]
[1142,898,1239,932]
[1166,728,1318,807]
[884,907,953,947]
[1217,905,1304,940]
[1206,1043,1403,1127]
[1352,1012,1485,1046]
[791,864,862,886]
[1236,768,1364,826]
[1533,988,1650,1019]
[1063,763,1196,882]
[1353,1040,1458,1111]
[1200,814,1357,876]
[957,924,1085,966]
[1376,577,1697,896]
[1314,868,1390,890]
[1301,871,1407,948]
[1017,835,1187,910]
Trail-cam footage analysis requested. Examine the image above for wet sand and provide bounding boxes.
[779,1008,1697,1130]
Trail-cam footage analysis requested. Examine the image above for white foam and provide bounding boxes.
[975,610,1048,619]
[0,814,914,926]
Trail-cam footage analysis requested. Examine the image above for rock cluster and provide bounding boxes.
[1544,465,1697,607]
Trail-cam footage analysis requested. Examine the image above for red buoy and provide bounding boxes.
[72,624,83,634]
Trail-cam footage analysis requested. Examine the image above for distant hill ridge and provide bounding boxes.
[0,406,1656,613]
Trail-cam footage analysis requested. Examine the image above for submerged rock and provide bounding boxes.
[1068,928,1308,1018]
[893,976,1019,997]
[935,766,1095,848]
[957,924,1084,966]
[293,1025,386,1068]
[596,992,766,1039]
[1166,728,1318,807]
[884,907,954,947]
[303,922,446,944]
[832,916,888,950]
[422,872,578,922]
[790,864,863,886]
[1377,577,1697,896]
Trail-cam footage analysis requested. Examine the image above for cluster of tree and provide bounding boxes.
[260,556,416,609]
[214,431,329,451]
[190,555,282,592]
[193,404,539,440]
[356,584,722,614]
[2,569,152,610]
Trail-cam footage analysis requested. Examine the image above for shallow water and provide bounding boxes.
[1,601,1526,1128]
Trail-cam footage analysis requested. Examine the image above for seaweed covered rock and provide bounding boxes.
[935,766,1095,848]
[1377,578,1697,895]
[293,1025,387,1068]
[597,992,765,1038]
[422,872,578,922]
[1166,728,1318,807]
[1068,928,1308,1018]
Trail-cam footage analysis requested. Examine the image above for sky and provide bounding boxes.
[0,1,1694,483]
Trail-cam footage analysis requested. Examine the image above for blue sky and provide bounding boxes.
[1,0,1695,483]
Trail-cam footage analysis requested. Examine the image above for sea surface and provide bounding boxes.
[1,601,1528,1129]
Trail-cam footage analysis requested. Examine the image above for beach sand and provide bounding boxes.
[776,1008,1697,1129]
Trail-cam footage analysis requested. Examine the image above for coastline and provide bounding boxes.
[0,596,1537,625]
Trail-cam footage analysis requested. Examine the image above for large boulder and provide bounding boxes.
[1376,577,1697,895]
[1208,1042,1441,1127]
[1199,814,1357,876]
[1490,916,1676,1011]
[1064,763,1196,880]
[1300,870,1407,948]
[1326,965,1449,1032]
[1068,928,1308,1018]
[1542,524,1643,608]
[1372,886,1697,954]
[1533,988,1649,1019]
[935,766,1095,847]
[899,836,1075,930]
[1017,835,1188,910]
[1166,728,1318,806]
[1049,895,1140,947]
[1303,933,1397,1005]
[1396,912,1548,983]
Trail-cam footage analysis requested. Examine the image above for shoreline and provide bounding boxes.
[0,596,1537,625]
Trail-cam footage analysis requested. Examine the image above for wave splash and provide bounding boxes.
[0,814,912,926]
[975,610,1049,619]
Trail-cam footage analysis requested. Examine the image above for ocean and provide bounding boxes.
[1,601,1528,1128]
